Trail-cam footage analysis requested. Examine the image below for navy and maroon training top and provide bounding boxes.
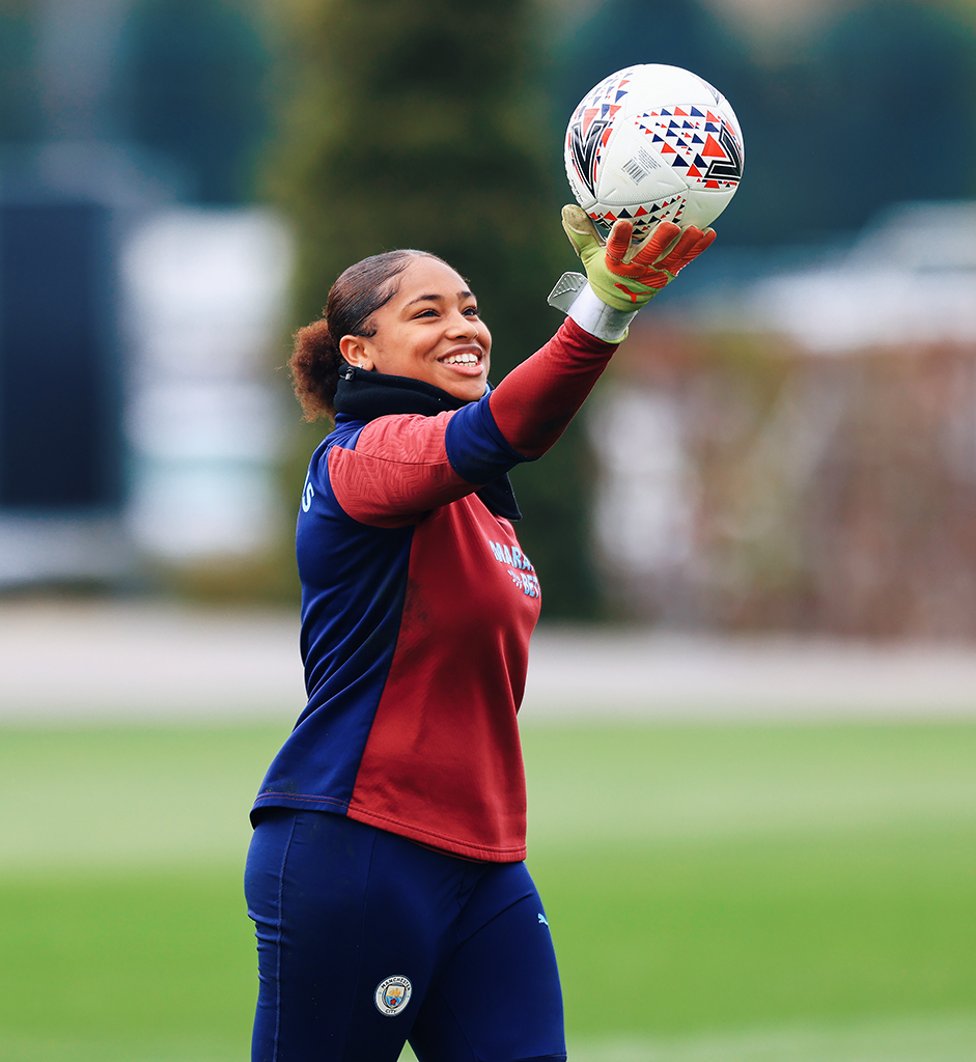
[251,317,617,862]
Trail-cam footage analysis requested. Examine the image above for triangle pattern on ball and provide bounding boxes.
[702,133,727,158]
[631,104,740,189]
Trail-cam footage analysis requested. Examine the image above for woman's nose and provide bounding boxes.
[446,310,476,336]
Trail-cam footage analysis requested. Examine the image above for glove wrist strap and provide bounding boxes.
[547,272,638,343]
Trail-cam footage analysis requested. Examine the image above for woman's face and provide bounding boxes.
[339,256,492,403]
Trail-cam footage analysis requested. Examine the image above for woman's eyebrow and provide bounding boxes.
[404,290,474,307]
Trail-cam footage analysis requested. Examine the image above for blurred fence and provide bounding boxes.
[592,324,976,639]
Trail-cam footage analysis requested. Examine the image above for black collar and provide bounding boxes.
[334,366,522,521]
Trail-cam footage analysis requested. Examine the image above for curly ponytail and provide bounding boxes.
[289,249,439,421]
[290,320,342,422]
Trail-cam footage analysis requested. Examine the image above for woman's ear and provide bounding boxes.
[338,335,374,371]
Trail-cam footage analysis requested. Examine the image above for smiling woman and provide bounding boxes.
[245,216,715,1062]
[337,255,491,402]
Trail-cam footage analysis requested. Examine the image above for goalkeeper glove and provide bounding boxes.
[550,205,716,341]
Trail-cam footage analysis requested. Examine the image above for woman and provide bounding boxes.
[244,207,715,1062]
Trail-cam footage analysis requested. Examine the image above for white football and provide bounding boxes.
[564,64,744,241]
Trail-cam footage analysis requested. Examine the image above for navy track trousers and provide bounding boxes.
[244,808,567,1061]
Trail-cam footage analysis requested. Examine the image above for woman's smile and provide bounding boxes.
[339,255,492,402]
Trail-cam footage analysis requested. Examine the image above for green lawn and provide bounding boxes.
[1,719,974,1060]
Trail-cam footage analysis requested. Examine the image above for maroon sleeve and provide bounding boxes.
[328,412,474,528]
[487,316,618,459]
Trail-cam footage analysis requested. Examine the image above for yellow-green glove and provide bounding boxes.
[561,204,717,312]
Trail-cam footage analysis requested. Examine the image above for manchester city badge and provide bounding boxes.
[374,975,413,1017]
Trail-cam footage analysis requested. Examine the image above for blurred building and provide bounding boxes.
[0,148,132,587]
[120,208,291,563]
[0,150,292,588]
[744,202,976,351]
[0,0,282,591]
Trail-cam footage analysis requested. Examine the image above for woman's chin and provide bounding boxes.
[438,374,488,403]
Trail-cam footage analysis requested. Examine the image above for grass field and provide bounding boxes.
[1,717,974,1060]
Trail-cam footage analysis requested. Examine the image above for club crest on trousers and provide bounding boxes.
[374,975,412,1017]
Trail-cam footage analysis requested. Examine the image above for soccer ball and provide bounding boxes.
[564,64,744,242]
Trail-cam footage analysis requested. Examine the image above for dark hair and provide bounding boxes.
[290,249,439,421]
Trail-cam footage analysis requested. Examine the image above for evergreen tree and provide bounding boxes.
[118,0,272,203]
[268,0,602,617]
[0,4,38,144]
[806,0,976,233]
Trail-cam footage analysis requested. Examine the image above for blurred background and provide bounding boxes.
[2,1,975,1060]
[3,0,976,630]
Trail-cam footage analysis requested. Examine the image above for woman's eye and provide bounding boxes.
[464,306,480,317]
[414,309,438,318]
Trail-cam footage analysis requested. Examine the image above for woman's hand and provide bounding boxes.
[561,204,717,312]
